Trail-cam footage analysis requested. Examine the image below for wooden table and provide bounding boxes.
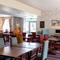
[51,34,60,38]
[13,42,41,60]
[23,36,32,42]
[0,42,41,60]
[3,33,16,37]
[3,33,16,42]
[48,37,60,42]
[0,46,32,60]
[48,37,60,55]
[13,42,41,49]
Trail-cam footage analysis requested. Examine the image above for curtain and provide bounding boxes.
[9,19,11,32]
[1,18,5,30]
[2,18,11,32]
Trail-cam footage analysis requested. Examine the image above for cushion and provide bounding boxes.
[11,37,17,46]
[42,29,49,37]
[0,38,4,48]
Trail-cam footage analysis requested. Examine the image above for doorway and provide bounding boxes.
[23,18,37,34]
[25,21,36,33]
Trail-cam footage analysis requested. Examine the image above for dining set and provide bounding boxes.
[48,34,60,55]
[0,31,52,60]
[0,39,41,60]
[0,33,50,60]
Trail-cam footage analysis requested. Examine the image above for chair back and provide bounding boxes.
[0,38,4,48]
[44,34,48,40]
[39,34,44,44]
[22,32,26,37]
[41,40,49,60]
[42,29,49,36]
[11,37,17,46]
[28,34,32,42]
[32,32,36,39]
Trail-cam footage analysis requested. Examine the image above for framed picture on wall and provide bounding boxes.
[52,20,57,26]
[58,20,60,25]
[40,21,45,28]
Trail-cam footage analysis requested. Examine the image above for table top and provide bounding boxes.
[48,37,60,41]
[13,42,41,49]
[0,46,32,58]
[51,34,60,37]
[23,36,31,39]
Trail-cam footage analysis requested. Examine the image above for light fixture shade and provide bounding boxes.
[16,24,20,28]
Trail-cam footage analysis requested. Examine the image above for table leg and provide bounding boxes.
[27,51,31,60]
[35,49,38,60]
[20,55,22,60]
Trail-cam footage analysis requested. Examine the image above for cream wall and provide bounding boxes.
[12,17,23,32]
[37,10,60,34]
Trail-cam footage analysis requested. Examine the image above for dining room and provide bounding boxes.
[0,0,60,60]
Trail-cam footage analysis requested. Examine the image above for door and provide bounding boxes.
[25,21,36,33]
[30,22,36,33]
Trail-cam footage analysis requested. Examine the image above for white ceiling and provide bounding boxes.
[0,5,37,18]
[17,0,60,10]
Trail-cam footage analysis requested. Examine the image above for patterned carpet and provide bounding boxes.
[46,57,60,60]
[47,50,60,60]
[5,41,10,47]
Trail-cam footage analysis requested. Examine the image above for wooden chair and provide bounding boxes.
[37,40,49,60]
[0,38,4,48]
[32,32,39,42]
[11,37,17,46]
[22,32,26,37]
[28,34,32,42]
[28,34,43,60]
[22,32,26,41]
[39,34,44,53]
[42,29,49,37]
[39,34,44,44]
[11,36,27,60]
[0,38,10,60]
[29,48,38,60]
[44,34,49,40]
[52,36,60,50]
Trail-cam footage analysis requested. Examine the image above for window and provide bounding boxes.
[2,19,10,32]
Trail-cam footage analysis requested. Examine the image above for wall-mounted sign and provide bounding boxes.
[40,21,45,28]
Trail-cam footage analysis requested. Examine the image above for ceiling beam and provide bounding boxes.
[0,0,41,16]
